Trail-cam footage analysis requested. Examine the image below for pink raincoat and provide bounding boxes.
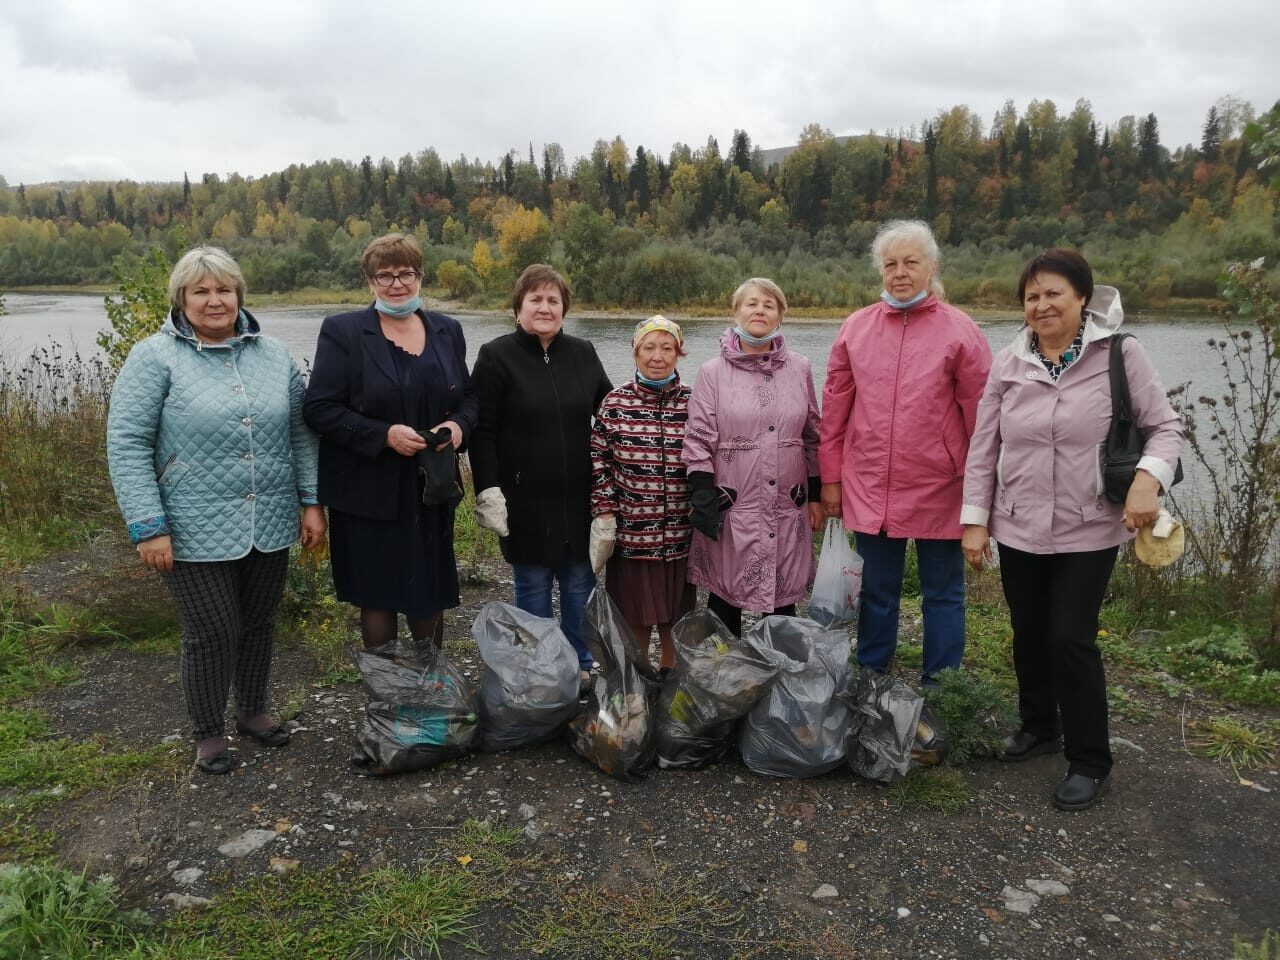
[681,330,821,610]
[819,295,991,539]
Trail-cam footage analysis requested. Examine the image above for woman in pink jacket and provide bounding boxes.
[819,220,992,684]
[682,278,824,635]
[961,249,1183,811]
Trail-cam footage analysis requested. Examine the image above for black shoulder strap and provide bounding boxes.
[1109,333,1135,422]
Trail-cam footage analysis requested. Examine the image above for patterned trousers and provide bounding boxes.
[161,548,290,739]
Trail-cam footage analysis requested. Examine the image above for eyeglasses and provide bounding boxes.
[369,270,420,288]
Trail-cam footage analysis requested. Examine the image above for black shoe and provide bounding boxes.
[1054,772,1111,811]
[196,751,233,775]
[235,720,291,748]
[1000,730,1062,762]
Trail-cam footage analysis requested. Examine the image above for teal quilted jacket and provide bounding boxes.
[106,309,319,561]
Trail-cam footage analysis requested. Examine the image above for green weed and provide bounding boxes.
[1235,929,1277,959]
[1107,684,1158,724]
[926,668,1018,766]
[1188,716,1278,769]
[0,863,153,959]
[890,767,972,813]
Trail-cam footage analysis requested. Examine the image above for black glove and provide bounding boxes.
[688,470,722,541]
[690,488,723,540]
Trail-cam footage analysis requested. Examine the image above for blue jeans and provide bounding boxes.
[853,533,965,684]
[512,560,596,670]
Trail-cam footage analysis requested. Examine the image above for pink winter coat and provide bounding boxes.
[819,295,992,539]
[681,330,821,610]
[961,287,1184,555]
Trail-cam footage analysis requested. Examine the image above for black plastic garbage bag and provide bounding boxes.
[738,616,852,778]
[841,668,923,783]
[351,639,480,776]
[472,601,580,752]
[568,588,660,781]
[654,609,779,769]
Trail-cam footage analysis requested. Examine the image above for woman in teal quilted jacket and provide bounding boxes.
[107,246,325,775]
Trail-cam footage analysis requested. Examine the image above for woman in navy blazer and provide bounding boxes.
[304,234,477,648]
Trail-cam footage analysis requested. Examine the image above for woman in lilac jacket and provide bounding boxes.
[960,249,1183,812]
[681,278,824,635]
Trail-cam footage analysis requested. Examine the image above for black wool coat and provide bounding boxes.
[470,326,612,567]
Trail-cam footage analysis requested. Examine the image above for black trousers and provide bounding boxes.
[997,543,1118,779]
[161,548,290,740]
[707,593,796,637]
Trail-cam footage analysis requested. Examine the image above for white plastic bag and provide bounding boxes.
[808,518,863,628]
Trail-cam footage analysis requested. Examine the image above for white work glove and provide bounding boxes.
[589,515,617,575]
[475,486,509,537]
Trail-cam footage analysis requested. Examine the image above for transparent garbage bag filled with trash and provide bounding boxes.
[351,639,480,776]
[654,609,779,769]
[840,667,948,783]
[568,588,661,781]
[472,601,581,752]
[738,616,853,777]
[808,518,864,629]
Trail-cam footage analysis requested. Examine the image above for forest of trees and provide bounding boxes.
[0,95,1276,311]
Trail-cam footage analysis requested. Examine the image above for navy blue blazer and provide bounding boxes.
[303,305,478,520]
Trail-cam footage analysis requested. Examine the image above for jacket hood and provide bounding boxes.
[1007,284,1123,362]
[163,306,262,347]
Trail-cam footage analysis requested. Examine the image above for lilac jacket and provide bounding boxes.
[960,287,1184,554]
[681,330,821,610]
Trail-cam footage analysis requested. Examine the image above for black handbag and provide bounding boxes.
[1101,333,1182,504]
[416,429,464,507]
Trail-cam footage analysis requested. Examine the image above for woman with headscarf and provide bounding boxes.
[589,315,694,673]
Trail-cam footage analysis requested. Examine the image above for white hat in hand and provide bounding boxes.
[1134,509,1184,568]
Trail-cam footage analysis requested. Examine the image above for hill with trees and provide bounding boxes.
[0,95,1275,311]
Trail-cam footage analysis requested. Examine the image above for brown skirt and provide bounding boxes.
[604,553,696,627]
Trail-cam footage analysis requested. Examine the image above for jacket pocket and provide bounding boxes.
[1093,443,1105,497]
[158,457,189,490]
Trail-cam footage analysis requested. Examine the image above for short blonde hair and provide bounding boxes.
[731,277,788,315]
[168,246,246,311]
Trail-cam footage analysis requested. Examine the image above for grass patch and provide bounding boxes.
[0,863,154,959]
[1188,716,1278,769]
[0,610,176,861]
[513,859,771,960]
[890,766,972,813]
[162,862,481,959]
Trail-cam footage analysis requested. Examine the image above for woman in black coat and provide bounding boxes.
[470,264,611,686]
[303,234,477,647]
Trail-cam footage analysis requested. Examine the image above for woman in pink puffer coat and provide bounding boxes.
[819,220,992,685]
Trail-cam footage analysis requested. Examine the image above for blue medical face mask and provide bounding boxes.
[636,369,677,388]
[880,289,929,310]
[375,295,422,317]
[734,325,780,346]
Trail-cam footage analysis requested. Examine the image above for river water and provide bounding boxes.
[0,292,1235,404]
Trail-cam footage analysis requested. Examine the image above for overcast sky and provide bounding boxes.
[1,0,1275,186]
